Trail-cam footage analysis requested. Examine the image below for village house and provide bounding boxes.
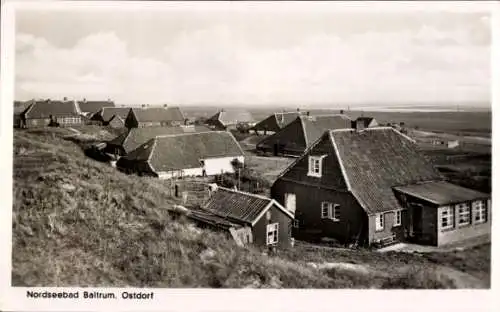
[20,99,83,128]
[251,110,306,135]
[14,100,34,128]
[124,106,186,128]
[116,131,245,179]
[188,186,295,248]
[256,114,353,156]
[90,107,132,127]
[352,117,378,130]
[205,108,254,130]
[104,125,212,158]
[271,126,490,247]
[77,99,115,117]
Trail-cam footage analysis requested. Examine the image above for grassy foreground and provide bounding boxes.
[11,127,487,288]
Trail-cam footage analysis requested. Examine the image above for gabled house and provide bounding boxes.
[108,115,126,128]
[116,131,245,179]
[256,114,353,156]
[271,127,490,247]
[90,107,132,126]
[124,106,186,128]
[251,111,306,134]
[21,99,82,128]
[205,109,253,130]
[77,99,115,115]
[352,117,378,130]
[189,187,294,248]
[104,125,211,157]
[14,100,34,128]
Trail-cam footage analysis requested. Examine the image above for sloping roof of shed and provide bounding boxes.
[393,181,489,206]
[203,187,293,224]
[24,100,79,118]
[101,107,132,121]
[301,114,353,146]
[207,109,253,125]
[330,127,443,214]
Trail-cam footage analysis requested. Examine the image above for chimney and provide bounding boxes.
[63,97,68,101]
[306,111,310,116]
[340,109,344,114]
[164,104,168,108]
[184,118,188,126]
[141,104,146,108]
[297,108,300,112]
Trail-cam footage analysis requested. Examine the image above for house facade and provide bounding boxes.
[271,127,490,247]
[116,131,245,179]
[189,187,295,248]
[124,106,186,128]
[256,114,353,157]
[21,99,82,128]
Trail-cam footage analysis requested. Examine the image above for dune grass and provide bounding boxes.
[11,127,475,288]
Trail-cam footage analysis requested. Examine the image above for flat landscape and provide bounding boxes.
[11,108,491,288]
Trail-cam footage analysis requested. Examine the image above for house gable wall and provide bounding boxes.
[271,179,367,244]
[253,115,279,132]
[256,118,307,155]
[125,110,138,128]
[203,155,245,176]
[252,203,293,248]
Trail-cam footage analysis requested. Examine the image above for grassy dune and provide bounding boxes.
[11,127,486,288]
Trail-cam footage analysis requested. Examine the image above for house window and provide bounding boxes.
[320,202,340,221]
[441,206,454,230]
[393,210,402,227]
[308,156,323,177]
[375,213,384,231]
[472,200,487,224]
[457,203,471,226]
[293,219,300,228]
[266,223,279,245]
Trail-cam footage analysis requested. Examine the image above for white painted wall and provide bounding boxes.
[204,156,245,176]
[157,168,203,180]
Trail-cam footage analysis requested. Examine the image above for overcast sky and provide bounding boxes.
[14,2,491,107]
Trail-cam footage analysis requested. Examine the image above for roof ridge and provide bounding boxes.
[154,131,225,139]
[216,186,273,201]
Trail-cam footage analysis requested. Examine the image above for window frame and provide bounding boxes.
[320,202,340,222]
[266,223,279,245]
[457,203,471,226]
[293,219,300,228]
[440,205,454,230]
[375,213,384,231]
[472,200,487,224]
[307,156,323,178]
[393,210,402,227]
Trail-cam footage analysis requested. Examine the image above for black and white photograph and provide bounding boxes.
[0,0,497,311]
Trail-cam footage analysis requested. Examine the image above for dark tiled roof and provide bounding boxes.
[393,181,489,206]
[128,131,244,171]
[24,100,79,118]
[253,111,304,131]
[207,109,253,125]
[331,127,443,214]
[203,187,274,224]
[187,209,241,230]
[77,100,115,113]
[108,126,211,154]
[101,107,132,121]
[302,115,353,146]
[131,107,185,123]
[14,100,33,114]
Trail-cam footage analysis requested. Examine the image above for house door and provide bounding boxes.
[410,204,423,238]
[273,143,279,156]
[284,193,296,214]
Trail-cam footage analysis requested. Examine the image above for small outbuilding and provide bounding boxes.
[205,109,254,130]
[90,107,132,126]
[189,187,295,248]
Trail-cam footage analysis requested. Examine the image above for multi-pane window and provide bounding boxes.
[266,223,279,245]
[472,200,487,224]
[393,210,402,227]
[375,213,384,231]
[308,156,323,177]
[441,206,454,230]
[457,203,471,226]
[293,219,300,228]
[321,202,340,221]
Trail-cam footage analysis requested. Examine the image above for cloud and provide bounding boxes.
[15,20,490,105]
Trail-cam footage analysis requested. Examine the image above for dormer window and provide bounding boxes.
[308,155,325,177]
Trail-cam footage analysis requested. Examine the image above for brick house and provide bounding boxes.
[271,127,490,247]
[189,187,294,248]
[256,114,353,157]
[116,131,245,179]
[21,99,82,128]
[124,106,186,128]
